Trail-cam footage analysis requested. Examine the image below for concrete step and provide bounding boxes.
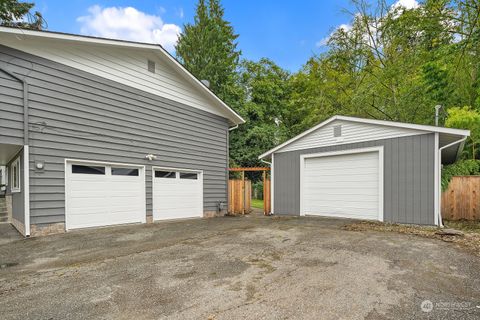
[0,216,8,223]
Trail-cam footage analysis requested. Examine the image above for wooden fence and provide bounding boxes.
[263,178,271,214]
[442,176,480,220]
[228,179,252,214]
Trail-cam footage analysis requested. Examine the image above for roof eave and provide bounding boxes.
[258,115,470,159]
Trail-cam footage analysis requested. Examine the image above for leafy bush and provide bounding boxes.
[442,159,480,191]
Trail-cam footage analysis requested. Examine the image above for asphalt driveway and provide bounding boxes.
[1,216,479,319]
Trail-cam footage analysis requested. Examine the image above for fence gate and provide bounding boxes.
[228,179,252,214]
[228,167,271,215]
[442,176,480,220]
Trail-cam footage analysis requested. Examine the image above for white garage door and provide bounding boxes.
[153,168,203,220]
[301,149,382,220]
[66,162,146,230]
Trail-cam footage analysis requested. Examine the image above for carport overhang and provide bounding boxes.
[438,132,468,165]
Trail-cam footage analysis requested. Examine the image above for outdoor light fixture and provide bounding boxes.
[145,154,157,161]
[35,161,45,170]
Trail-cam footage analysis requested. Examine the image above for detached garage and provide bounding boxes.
[259,115,470,226]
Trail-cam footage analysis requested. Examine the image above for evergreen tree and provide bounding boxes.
[0,0,45,30]
[175,0,241,103]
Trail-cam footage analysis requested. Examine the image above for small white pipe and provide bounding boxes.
[437,136,468,227]
[228,124,239,131]
[260,159,271,166]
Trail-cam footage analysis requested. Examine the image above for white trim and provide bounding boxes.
[65,158,146,168]
[64,159,147,231]
[10,156,21,193]
[259,115,470,159]
[433,133,439,226]
[0,27,245,125]
[271,154,275,214]
[23,146,30,237]
[151,166,204,221]
[152,166,204,174]
[64,158,68,230]
[299,146,384,221]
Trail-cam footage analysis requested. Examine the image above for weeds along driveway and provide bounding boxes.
[1,216,480,320]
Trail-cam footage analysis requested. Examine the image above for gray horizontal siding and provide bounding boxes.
[0,70,24,145]
[0,44,229,226]
[273,134,435,225]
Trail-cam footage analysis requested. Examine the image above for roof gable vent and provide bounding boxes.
[333,125,342,137]
[147,60,156,73]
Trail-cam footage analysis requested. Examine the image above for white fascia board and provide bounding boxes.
[259,115,471,159]
[0,27,245,126]
[335,116,470,136]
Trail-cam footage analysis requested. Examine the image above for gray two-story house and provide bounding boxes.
[0,27,244,237]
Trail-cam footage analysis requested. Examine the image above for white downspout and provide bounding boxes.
[23,146,30,236]
[437,136,468,227]
[260,159,271,166]
[228,124,239,131]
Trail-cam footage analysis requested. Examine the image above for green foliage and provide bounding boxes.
[0,0,45,30]
[175,0,241,104]
[251,198,264,209]
[229,58,292,169]
[441,159,480,190]
[288,0,480,134]
[445,107,480,159]
[178,0,480,173]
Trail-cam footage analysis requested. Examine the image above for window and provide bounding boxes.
[72,165,105,175]
[333,125,342,137]
[180,172,198,180]
[155,170,176,178]
[11,157,20,192]
[147,60,156,73]
[112,167,139,176]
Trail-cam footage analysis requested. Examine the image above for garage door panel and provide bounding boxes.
[305,194,378,202]
[66,162,145,230]
[303,184,378,192]
[304,181,378,188]
[69,183,109,193]
[311,210,378,220]
[305,155,377,167]
[302,150,381,221]
[153,169,203,220]
[305,168,379,177]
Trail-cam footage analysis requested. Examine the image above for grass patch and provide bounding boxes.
[343,221,480,256]
[444,220,480,234]
[251,199,264,209]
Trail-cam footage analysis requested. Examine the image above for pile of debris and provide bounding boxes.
[343,221,480,256]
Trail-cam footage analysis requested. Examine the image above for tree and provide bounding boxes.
[229,58,292,168]
[287,0,480,133]
[175,0,241,104]
[445,107,480,159]
[0,0,45,30]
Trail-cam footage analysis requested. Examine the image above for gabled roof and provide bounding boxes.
[259,115,470,159]
[0,26,245,125]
